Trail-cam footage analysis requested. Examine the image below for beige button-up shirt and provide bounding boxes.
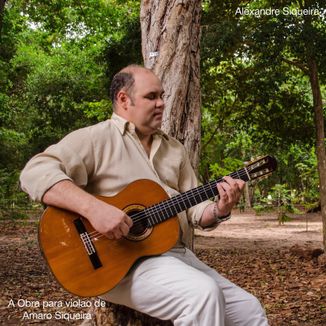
[20,113,215,248]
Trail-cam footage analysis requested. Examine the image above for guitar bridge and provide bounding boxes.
[74,218,102,269]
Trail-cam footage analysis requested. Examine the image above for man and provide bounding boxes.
[20,65,268,325]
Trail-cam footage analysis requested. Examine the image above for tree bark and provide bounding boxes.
[80,299,172,326]
[81,1,203,325]
[140,0,202,171]
[307,57,326,250]
[244,183,252,209]
[0,0,6,39]
[301,2,326,250]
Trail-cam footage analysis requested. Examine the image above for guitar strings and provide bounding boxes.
[86,169,251,240]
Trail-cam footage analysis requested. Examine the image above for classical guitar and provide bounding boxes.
[39,155,277,297]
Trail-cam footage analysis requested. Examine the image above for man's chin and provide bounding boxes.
[155,121,163,129]
[152,118,163,127]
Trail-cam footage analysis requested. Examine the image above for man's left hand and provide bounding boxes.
[215,176,245,217]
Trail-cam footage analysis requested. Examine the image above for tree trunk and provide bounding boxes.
[307,57,326,250]
[0,0,6,39]
[80,299,172,326]
[140,0,202,171]
[244,183,251,209]
[81,1,203,325]
[301,1,326,250]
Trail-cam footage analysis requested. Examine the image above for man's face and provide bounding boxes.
[124,69,165,136]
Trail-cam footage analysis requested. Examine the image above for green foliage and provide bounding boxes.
[0,0,141,216]
[269,184,302,224]
[0,128,28,169]
[294,150,320,209]
[209,157,244,179]
[252,183,302,223]
[0,169,32,219]
[252,203,273,216]
[252,190,274,216]
[200,0,325,208]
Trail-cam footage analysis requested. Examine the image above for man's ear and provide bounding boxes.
[116,90,130,110]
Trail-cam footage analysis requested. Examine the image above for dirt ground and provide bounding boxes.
[0,210,325,325]
[195,210,323,250]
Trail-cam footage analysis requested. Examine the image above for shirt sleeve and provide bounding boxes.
[20,128,95,202]
[178,147,219,232]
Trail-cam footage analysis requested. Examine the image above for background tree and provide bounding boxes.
[140,0,202,170]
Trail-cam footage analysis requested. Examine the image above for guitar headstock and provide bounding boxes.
[246,155,277,181]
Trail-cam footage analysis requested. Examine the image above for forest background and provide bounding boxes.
[1,0,325,228]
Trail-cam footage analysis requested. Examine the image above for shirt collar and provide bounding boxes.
[110,112,169,140]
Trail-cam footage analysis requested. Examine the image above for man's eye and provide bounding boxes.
[146,94,156,100]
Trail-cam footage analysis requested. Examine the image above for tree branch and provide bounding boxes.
[201,123,220,152]
[281,57,309,75]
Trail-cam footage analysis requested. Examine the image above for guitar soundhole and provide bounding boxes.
[124,205,153,241]
[129,213,148,236]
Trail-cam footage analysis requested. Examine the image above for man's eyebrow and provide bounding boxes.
[145,90,165,96]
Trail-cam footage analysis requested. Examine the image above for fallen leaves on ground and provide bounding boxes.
[196,240,325,326]
[0,220,325,325]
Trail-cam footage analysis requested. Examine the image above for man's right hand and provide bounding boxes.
[42,180,133,240]
[86,199,133,240]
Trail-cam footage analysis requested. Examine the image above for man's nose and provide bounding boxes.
[156,97,165,108]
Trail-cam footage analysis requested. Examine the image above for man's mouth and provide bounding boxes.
[153,112,163,119]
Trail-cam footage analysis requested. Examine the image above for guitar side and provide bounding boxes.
[38,179,179,297]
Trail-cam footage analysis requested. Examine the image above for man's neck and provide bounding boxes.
[136,131,153,157]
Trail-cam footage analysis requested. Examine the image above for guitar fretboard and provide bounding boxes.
[137,167,250,227]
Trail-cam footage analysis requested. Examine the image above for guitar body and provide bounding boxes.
[39,179,179,297]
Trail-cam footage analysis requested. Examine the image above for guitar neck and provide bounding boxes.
[143,167,251,227]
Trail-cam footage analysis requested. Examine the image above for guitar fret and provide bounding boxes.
[236,170,241,179]
[202,185,210,200]
[177,196,188,211]
[206,181,217,198]
[160,204,168,222]
[166,203,175,218]
[155,208,164,223]
[146,211,155,227]
[185,194,192,207]
[174,196,184,213]
[195,187,203,203]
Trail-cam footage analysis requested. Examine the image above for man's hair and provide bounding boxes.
[110,64,146,108]
[110,72,135,106]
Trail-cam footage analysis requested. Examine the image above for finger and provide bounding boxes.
[223,176,236,186]
[125,215,133,227]
[225,177,244,196]
[221,180,238,200]
[106,232,114,240]
[223,176,240,194]
[218,179,232,192]
[113,229,122,240]
[217,183,229,202]
[120,222,130,237]
[236,179,246,191]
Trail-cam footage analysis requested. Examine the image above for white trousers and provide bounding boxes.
[101,248,269,326]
